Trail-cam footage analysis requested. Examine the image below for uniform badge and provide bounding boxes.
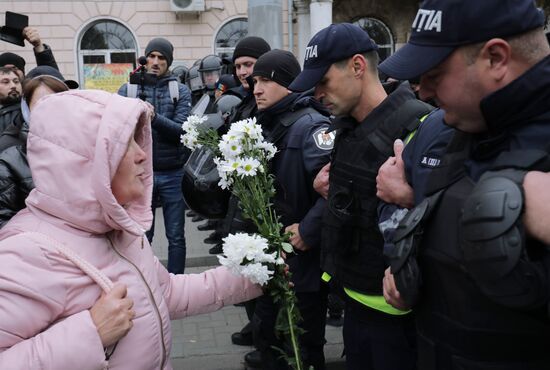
[313,128,335,150]
[419,155,441,168]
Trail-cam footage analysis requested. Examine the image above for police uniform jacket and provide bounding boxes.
[258,92,332,292]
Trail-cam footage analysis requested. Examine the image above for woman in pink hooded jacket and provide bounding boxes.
[0,89,262,369]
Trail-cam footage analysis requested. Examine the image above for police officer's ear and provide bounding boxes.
[474,39,511,83]
[350,54,367,78]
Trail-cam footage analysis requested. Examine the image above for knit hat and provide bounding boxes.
[0,52,25,74]
[232,36,271,62]
[145,38,174,67]
[252,49,301,88]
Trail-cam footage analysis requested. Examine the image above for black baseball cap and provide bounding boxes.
[289,23,378,92]
[379,0,545,80]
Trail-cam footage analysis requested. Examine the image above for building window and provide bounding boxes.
[77,20,138,92]
[353,17,394,61]
[215,18,248,60]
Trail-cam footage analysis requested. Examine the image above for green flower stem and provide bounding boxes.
[195,128,303,369]
[286,292,303,370]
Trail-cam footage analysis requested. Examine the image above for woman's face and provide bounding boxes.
[111,136,147,206]
[28,84,55,110]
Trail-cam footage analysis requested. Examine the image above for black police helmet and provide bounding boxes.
[199,55,223,90]
[214,94,242,116]
[182,147,230,218]
[186,65,204,92]
[198,55,222,72]
[172,64,189,84]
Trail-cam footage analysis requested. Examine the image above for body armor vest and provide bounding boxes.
[321,98,432,294]
[393,135,550,369]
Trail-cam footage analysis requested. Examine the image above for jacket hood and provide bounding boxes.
[25,90,154,236]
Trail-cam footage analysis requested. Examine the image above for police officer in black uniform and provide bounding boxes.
[251,48,332,370]
[379,0,550,369]
[289,23,433,370]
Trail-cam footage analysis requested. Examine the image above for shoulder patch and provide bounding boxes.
[313,128,335,150]
[419,154,441,168]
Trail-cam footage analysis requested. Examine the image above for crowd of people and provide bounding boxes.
[1,0,550,369]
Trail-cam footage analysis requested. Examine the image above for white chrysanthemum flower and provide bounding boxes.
[257,141,277,160]
[180,131,201,150]
[237,157,261,177]
[218,137,243,159]
[217,233,277,285]
[180,115,208,150]
[218,175,232,190]
[241,262,273,286]
[214,157,236,173]
[217,255,241,275]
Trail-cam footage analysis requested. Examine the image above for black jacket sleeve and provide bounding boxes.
[34,44,59,70]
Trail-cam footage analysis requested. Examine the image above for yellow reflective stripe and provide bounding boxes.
[321,272,410,315]
[404,131,416,145]
[404,112,431,145]
[344,287,411,315]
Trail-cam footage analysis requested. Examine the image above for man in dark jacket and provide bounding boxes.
[379,0,550,368]
[118,37,192,274]
[0,67,23,138]
[289,23,433,370]
[251,49,332,370]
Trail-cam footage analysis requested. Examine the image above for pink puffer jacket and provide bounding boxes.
[0,90,262,370]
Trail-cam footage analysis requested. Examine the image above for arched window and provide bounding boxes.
[77,19,138,92]
[214,18,248,60]
[353,17,394,61]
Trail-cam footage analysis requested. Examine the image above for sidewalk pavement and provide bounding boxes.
[150,210,345,370]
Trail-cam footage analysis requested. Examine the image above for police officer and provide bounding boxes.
[379,0,550,368]
[251,48,332,370]
[289,23,433,370]
[198,54,223,114]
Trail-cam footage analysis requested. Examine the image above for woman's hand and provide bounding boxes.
[90,283,135,347]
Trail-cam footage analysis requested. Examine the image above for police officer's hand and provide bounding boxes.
[313,162,330,199]
[285,223,310,251]
[383,267,410,311]
[22,27,45,53]
[376,139,414,209]
[523,171,550,244]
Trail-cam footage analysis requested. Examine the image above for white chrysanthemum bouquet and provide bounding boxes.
[181,116,305,370]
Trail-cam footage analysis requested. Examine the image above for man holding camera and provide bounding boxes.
[118,37,192,274]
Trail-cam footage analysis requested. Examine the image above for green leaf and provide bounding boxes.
[281,242,293,254]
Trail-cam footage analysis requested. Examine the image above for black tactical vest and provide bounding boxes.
[412,141,550,370]
[321,98,433,294]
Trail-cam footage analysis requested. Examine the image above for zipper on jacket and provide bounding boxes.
[108,237,167,369]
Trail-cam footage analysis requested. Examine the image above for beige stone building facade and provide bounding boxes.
[0,0,420,90]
